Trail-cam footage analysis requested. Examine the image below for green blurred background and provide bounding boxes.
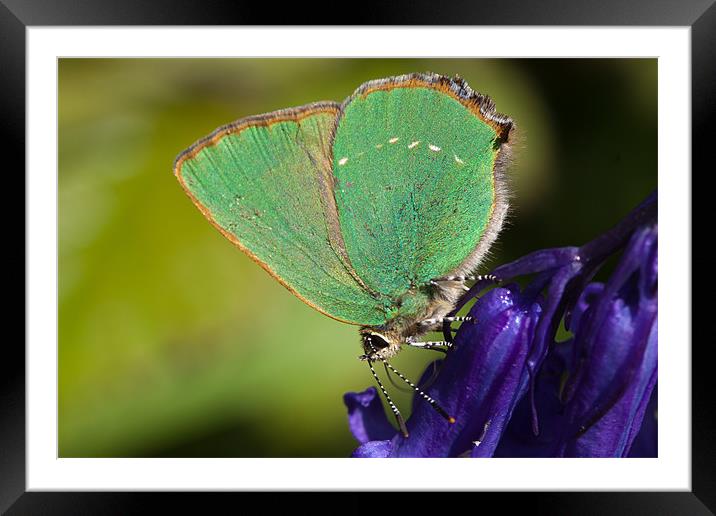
[58,59,656,457]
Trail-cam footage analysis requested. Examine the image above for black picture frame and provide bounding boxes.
[4,1,711,513]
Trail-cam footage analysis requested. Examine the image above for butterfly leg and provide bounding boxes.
[417,316,475,338]
[431,273,499,283]
[430,273,499,291]
[403,338,453,354]
[416,315,476,348]
[419,315,474,327]
[423,273,501,329]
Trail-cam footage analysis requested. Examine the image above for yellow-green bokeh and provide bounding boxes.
[59,59,656,457]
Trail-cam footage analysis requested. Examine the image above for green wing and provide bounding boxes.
[175,103,388,326]
[331,73,513,299]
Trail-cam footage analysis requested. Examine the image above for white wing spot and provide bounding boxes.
[429,144,441,152]
[388,137,399,144]
[408,141,420,149]
[338,157,349,166]
[454,154,465,164]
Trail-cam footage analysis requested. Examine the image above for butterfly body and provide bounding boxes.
[175,72,513,362]
[358,282,458,360]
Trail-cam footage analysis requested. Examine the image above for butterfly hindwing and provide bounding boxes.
[175,103,389,326]
[331,73,512,299]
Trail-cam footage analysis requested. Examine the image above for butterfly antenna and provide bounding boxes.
[365,358,409,438]
[380,359,456,425]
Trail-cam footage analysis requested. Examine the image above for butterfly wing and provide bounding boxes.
[175,102,388,326]
[331,73,513,299]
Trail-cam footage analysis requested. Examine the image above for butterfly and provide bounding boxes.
[174,72,514,435]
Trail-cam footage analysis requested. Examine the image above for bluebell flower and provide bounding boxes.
[344,192,657,458]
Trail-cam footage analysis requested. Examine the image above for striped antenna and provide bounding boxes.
[365,338,455,428]
[380,360,456,424]
[365,358,409,438]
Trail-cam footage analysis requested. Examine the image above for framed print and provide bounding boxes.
[4,0,713,512]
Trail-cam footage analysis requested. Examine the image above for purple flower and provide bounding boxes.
[344,192,658,458]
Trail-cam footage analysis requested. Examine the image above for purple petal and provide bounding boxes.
[492,247,580,280]
[343,387,396,444]
[494,342,572,457]
[388,285,541,457]
[565,283,605,335]
[561,309,657,457]
[555,227,658,457]
[523,261,584,435]
[351,439,393,458]
[627,384,658,457]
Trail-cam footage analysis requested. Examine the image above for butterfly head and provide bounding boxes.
[360,329,403,361]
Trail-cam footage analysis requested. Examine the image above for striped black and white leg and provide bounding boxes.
[432,273,499,283]
[419,316,474,328]
[443,316,474,323]
[404,340,454,353]
[362,340,456,431]
[415,316,475,349]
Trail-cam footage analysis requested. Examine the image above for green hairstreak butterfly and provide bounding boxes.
[174,72,514,435]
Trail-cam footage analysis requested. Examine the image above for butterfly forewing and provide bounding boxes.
[175,103,389,326]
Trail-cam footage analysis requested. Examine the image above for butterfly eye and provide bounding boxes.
[368,334,390,350]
